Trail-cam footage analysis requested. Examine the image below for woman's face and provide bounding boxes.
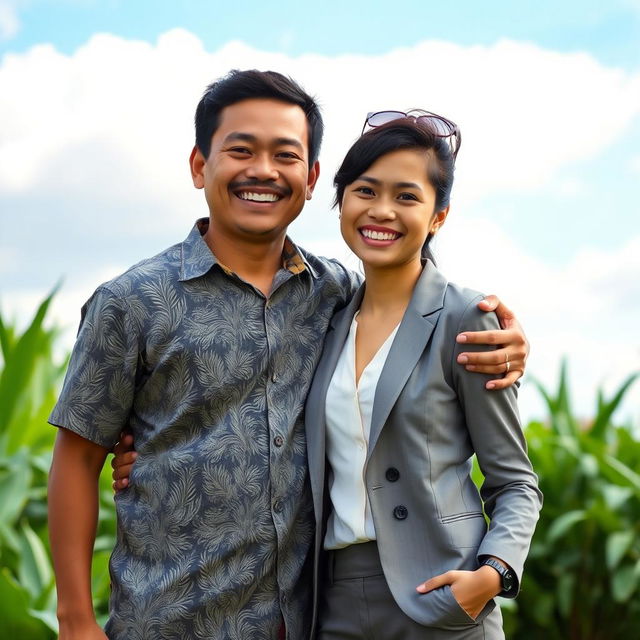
[339,148,448,271]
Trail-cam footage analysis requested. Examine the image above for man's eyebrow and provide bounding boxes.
[274,137,304,151]
[359,175,422,190]
[223,132,304,151]
[223,132,257,145]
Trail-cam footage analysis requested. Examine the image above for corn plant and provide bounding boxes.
[504,363,640,639]
[0,290,116,638]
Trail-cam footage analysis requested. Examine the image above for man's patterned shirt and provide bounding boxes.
[49,219,360,640]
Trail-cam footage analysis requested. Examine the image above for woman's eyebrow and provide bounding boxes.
[358,175,421,190]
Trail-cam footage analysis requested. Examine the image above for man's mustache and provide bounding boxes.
[229,180,291,197]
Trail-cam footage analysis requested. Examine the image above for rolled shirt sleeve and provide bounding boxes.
[49,286,139,448]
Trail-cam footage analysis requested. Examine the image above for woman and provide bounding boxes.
[304,111,542,639]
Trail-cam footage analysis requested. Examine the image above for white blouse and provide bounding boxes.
[323,313,400,550]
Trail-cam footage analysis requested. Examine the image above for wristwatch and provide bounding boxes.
[481,557,516,596]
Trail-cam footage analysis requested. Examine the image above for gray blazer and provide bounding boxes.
[305,261,542,635]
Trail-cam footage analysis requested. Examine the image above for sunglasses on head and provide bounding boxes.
[362,110,461,160]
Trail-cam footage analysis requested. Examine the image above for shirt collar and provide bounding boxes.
[179,218,317,282]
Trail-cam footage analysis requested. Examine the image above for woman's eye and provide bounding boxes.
[398,192,418,201]
[355,186,375,196]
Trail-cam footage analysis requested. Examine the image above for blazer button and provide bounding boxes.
[385,467,400,482]
[393,505,408,520]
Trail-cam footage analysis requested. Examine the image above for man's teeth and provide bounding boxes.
[238,192,280,202]
[361,229,399,241]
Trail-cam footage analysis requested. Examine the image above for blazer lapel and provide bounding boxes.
[367,262,448,460]
[305,285,364,521]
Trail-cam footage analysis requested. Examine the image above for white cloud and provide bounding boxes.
[0,1,19,40]
[1,31,639,425]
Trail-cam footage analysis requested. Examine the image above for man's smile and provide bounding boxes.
[237,191,281,202]
[230,180,290,205]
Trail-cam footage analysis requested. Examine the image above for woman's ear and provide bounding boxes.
[430,206,450,234]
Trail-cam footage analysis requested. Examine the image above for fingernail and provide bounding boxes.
[466,365,476,371]
[456,334,468,343]
[457,355,468,363]
[486,382,496,390]
[416,585,426,593]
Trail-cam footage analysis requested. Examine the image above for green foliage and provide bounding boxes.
[1,293,638,638]
[0,293,116,638]
[503,362,640,640]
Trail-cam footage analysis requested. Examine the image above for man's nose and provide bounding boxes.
[246,154,278,181]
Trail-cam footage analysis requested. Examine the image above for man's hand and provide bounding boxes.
[456,295,529,390]
[58,619,109,640]
[416,566,501,620]
[111,431,137,491]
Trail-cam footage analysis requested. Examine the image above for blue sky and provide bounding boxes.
[2,0,640,70]
[1,0,639,423]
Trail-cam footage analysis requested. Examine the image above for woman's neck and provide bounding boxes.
[360,258,423,318]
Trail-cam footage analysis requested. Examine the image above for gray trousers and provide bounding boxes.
[317,542,504,640]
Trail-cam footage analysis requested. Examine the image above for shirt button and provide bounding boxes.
[393,505,408,520]
[274,435,284,447]
[273,500,283,513]
[385,467,400,482]
[271,372,278,382]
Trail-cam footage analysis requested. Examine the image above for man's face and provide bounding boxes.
[190,98,319,242]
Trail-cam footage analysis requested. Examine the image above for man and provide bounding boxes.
[48,69,529,640]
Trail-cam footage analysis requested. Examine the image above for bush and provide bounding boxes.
[502,363,640,639]
[0,292,115,638]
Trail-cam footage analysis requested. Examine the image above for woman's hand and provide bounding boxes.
[111,431,137,491]
[456,295,529,390]
[416,566,501,619]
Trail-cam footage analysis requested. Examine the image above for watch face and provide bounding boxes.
[503,570,515,591]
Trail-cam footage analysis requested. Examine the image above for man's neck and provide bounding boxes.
[203,224,285,297]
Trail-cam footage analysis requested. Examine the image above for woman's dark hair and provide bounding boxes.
[194,69,324,165]
[333,117,458,262]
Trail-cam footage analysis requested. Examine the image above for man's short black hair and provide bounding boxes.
[194,69,324,166]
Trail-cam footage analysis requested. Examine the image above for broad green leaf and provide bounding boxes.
[556,572,575,618]
[547,510,587,542]
[600,484,633,510]
[1,508,24,549]
[591,372,639,439]
[0,568,51,638]
[606,531,635,570]
[612,562,640,603]
[0,450,33,525]
[579,453,599,477]
[602,454,640,493]
[28,608,58,634]
[17,520,53,599]
[0,285,60,451]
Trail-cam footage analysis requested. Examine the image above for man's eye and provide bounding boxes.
[229,147,251,154]
[277,152,299,160]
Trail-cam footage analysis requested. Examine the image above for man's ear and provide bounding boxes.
[306,161,320,200]
[189,145,206,189]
